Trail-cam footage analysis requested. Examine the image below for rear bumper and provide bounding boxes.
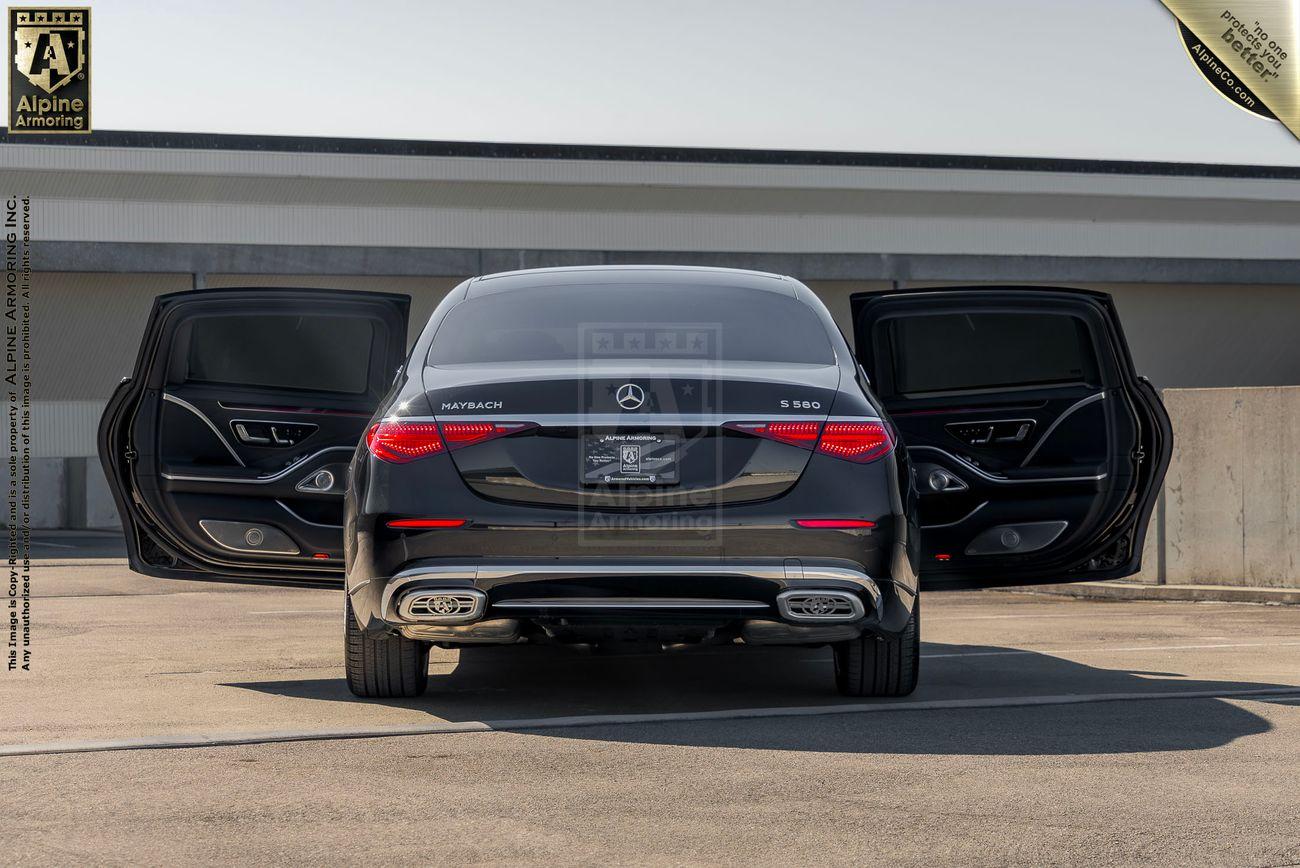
[347,557,915,645]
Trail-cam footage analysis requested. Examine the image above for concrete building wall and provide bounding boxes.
[6,136,1300,262]
[35,273,1300,462]
[1081,283,1300,390]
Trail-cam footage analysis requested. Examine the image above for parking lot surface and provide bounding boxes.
[5,538,1300,865]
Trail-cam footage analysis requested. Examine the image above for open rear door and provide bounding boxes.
[99,288,410,587]
[852,287,1171,591]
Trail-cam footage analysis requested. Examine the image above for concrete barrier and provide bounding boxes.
[1156,386,1299,588]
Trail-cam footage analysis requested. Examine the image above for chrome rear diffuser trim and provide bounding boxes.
[378,560,880,625]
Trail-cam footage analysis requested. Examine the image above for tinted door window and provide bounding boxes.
[186,314,375,394]
[886,312,1097,395]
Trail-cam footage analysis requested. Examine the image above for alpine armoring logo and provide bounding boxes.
[8,7,91,133]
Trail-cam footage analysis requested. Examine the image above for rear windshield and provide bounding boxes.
[426,284,836,365]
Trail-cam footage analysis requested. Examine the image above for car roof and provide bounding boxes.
[465,265,797,297]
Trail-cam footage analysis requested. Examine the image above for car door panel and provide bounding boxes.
[851,287,1170,591]
[100,288,410,587]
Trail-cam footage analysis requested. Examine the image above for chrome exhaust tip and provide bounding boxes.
[396,588,487,624]
[776,589,865,623]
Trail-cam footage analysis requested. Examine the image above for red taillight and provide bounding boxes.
[440,421,537,451]
[816,421,894,464]
[724,420,821,449]
[793,519,876,529]
[386,518,468,529]
[366,421,445,464]
[724,419,894,464]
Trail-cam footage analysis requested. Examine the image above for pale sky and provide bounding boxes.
[69,0,1300,165]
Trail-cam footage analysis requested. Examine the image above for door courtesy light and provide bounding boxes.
[440,421,537,450]
[366,421,445,463]
[386,518,468,529]
[793,519,876,529]
[723,421,821,449]
[816,422,894,464]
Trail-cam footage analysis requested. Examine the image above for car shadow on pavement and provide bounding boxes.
[225,640,1298,756]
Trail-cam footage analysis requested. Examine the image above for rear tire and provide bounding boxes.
[833,594,919,697]
[345,595,430,698]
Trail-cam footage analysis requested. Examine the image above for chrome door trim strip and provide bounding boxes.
[1020,391,1107,467]
[162,393,245,466]
[921,501,989,530]
[388,413,879,426]
[908,445,1107,484]
[162,446,355,484]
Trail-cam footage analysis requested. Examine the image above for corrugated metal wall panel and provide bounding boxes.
[33,401,102,458]
[30,199,1300,259]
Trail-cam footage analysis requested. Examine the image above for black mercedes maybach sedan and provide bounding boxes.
[100,266,1170,698]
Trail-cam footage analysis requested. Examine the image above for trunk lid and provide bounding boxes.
[423,360,840,509]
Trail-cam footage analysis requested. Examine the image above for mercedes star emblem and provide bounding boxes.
[616,383,646,410]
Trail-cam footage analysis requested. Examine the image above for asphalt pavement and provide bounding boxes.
[4,537,1300,865]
